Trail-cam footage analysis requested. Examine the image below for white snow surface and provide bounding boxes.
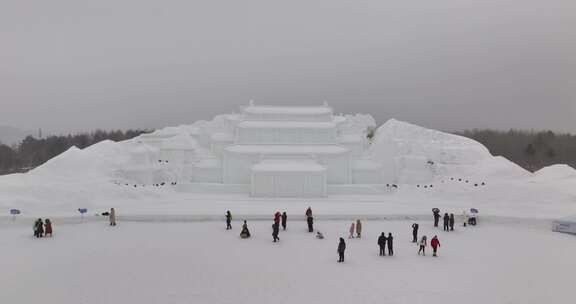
[1,219,574,304]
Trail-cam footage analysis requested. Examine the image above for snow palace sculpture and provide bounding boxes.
[136,103,384,197]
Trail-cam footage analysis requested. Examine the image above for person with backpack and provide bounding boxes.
[411,223,419,243]
[433,209,441,227]
[44,219,53,237]
[431,235,441,257]
[337,238,346,263]
[356,219,362,238]
[418,236,427,256]
[281,212,287,231]
[449,213,455,231]
[377,232,387,256]
[225,210,232,230]
[387,233,394,256]
[443,213,450,231]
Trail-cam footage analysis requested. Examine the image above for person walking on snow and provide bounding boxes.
[109,208,116,226]
[462,210,469,227]
[418,236,427,256]
[449,213,455,231]
[356,219,362,238]
[433,209,441,227]
[431,235,441,257]
[307,214,314,233]
[443,213,450,231]
[44,219,53,237]
[411,223,419,243]
[281,212,287,231]
[349,222,355,239]
[272,222,280,242]
[337,238,346,263]
[378,233,387,256]
[387,233,394,256]
[306,207,314,232]
[225,210,232,230]
[274,211,281,226]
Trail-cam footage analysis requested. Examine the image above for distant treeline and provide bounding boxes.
[456,129,576,172]
[0,129,149,175]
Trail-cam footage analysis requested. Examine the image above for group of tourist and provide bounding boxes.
[224,206,474,262]
[33,207,117,238]
[417,235,441,256]
[33,218,53,238]
[448,177,487,187]
[114,181,178,188]
[348,219,363,238]
[31,203,475,264]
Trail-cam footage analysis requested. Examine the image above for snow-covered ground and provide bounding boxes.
[1,219,574,304]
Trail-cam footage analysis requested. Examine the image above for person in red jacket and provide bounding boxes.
[431,235,441,257]
[274,211,281,226]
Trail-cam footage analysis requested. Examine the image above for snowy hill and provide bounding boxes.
[533,164,576,181]
[371,119,530,183]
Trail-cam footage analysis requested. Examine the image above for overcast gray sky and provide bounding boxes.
[1,0,575,135]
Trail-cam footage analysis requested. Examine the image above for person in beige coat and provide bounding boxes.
[348,222,355,239]
[109,208,117,226]
[356,219,362,238]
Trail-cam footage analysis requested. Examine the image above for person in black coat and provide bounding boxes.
[433,209,441,227]
[281,212,287,231]
[411,223,419,243]
[307,215,314,233]
[449,213,455,231]
[443,213,450,231]
[33,218,44,238]
[337,237,346,263]
[240,220,251,239]
[225,210,232,230]
[378,232,387,256]
[387,233,394,256]
[272,222,280,242]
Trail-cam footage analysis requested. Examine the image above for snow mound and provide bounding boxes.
[31,146,114,179]
[371,119,530,182]
[534,164,576,181]
[372,119,491,164]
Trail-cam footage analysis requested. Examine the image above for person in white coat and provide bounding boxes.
[109,208,117,226]
[462,210,468,227]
